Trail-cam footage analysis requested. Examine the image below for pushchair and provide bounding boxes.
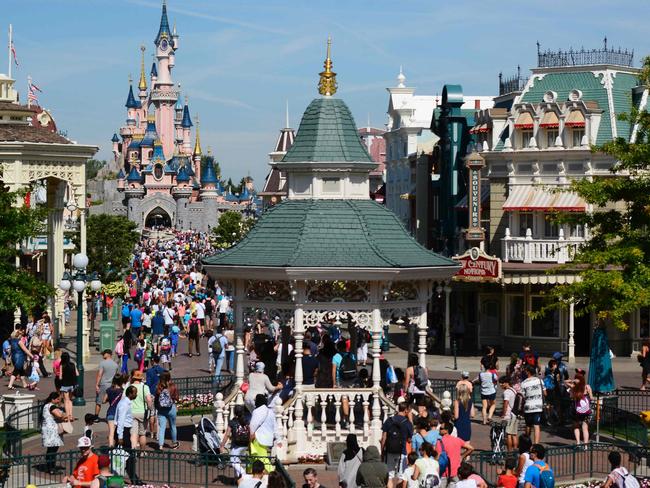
[489,421,507,464]
[195,417,226,469]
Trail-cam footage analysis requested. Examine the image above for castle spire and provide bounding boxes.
[138,45,147,92]
[193,114,202,156]
[155,0,172,46]
[125,75,138,109]
[318,36,337,97]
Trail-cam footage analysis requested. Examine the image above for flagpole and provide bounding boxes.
[27,75,31,108]
[8,24,12,80]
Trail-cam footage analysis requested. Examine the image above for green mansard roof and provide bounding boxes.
[281,98,373,163]
[202,199,457,269]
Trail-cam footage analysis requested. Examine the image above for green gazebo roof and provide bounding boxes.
[281,98,373,163]
[202,199,458,269]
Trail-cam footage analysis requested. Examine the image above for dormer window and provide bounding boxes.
[566,110,586,148]
[514,112,534,149]
[571,128,585,148]
[521,130,533,149]
[540,111,559,148]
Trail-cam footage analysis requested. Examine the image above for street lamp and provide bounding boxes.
[59,252,102,406]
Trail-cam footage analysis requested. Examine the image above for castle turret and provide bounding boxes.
[111,133,120,155]
[181,99,193,155]
[172,162,193,229]
[174,86,183,144]
[192,114,202,180]
[125,79,139,127]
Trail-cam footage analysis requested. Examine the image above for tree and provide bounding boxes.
[0,183,53,314]
[212,211,253,249]
[86,214,139,282]
[538,56,650,330]
[86,159,106,180]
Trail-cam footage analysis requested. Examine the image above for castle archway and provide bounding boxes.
[145,207,172,228]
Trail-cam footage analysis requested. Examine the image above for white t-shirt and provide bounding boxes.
[503,387,516,418]
[520,376,545,413]
[479,371,497,396]
[518,453,533,483]
[195,302,206,319]
[163,307,176,326]
[400,466,419,488]
[456,480,477,488]
[238,475,268,488]
[218,298,230,313]
[250,405,275,447]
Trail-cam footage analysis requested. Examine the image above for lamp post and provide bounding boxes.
[59,253,102,407]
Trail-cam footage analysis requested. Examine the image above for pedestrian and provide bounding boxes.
[58,351,79,421]
[115,385,139,483]
[520,365,545,444]
[301,343,319,386]
[603,451,638,488]
[477,356,498,424]
[498,458,519,488]
[103,375,124,448]
[250,394,276,473]
[355,445,389,488]
[400,452,420,488]
[454,384,474,441]
[523,444,554,488]
[151,309,165,355]
[456,371,474,394]
[455,462,478,488]
[381,402,413,482]
[8,328,33,390]
[95,349,118,421]
[89,454,118,488]
[515,436,534,488]
[303,468,327,488]
[26,353,42,390]
[499,376,519,451]
[238,460,268,488]
[520,343,539,377]
[221,404,250,479]
[62,436,99,487]
[127,370,153,449]
[155,371,179,450]
[130,303,143,339]
[244,362,282,412]
[268,471,287,488]
[338,433,363,488]
[187,311,202,357]
[639,339,650,390]
[435,422,475,481]
[567,371,593,446]
[411,441,439,486]
[115,335,129,375]
[208,326,228,377]
[41,391,66,475]
[404,353,428,401]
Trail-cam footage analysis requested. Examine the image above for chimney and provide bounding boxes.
[474,99,481,109]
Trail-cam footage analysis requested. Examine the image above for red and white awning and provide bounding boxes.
[502,186,586,212]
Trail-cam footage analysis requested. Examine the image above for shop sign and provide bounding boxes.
[452,247,502,282]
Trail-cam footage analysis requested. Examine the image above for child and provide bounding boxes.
[1,336,11,377]
[115,336,129,375]
[135,336,147,373]
[27,354,41,390]
[159,335,172,370]
[170,324,181,358]
[497,457,517,488]
[399,452,419,488]
[84,413,95,442]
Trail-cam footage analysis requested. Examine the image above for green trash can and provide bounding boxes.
[99,320,116,352]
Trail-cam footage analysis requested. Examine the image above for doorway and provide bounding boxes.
[145,207,172,228]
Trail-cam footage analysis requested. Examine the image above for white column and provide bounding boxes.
[293,281,305,390]
[370,282,382,447]
[444,283,452,354]
[568,300,575,363]
[234,279,245,387]
[47,179,66,339]
[417,281,429,368]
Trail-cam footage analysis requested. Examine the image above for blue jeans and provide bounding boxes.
[214,353,225,378]
[228,350,235,371]
[157,404,177,447]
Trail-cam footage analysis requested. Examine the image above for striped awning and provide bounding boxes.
[540,111,559,128]
[478,123,489,133]
[514,112,534,129]
[565,110,585,127]
[455,185,490,210]
[502,186,586,212]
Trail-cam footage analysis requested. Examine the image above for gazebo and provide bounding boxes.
[202,40,459,459]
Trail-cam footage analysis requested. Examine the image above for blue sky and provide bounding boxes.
[5,0,649,184]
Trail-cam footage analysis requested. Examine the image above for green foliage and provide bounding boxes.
[536,56,650,330]
[211,211,253,248]
[101,281,128,298]
[86,159,106,180]
[0,184,53,314]
[86,214,139,282]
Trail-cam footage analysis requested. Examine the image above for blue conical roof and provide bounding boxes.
[127,166,142,182]
[216,179,225,194]
[201,156,218,186]
[150,62,158,78]
[181,104,193,128]
[125,85,138,109]
[111,133,120,143]
[151,140,165,162]
[240,187,250,201]
[176,164,190,182]
[140,118,159,147]
[154,1,172,46]
[175,96,183,111]
[117,168,125,179]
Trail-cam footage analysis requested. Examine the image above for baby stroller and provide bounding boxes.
[489,421,506,464]
[195,417,226,469]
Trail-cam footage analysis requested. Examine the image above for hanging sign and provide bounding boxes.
[452,247,502,282]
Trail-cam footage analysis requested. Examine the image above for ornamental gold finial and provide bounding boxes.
[139,44,147,91]
[193,114,202,156]
[318,36,337,96]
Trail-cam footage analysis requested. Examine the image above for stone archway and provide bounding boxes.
[138,192,177,229]
[145,206,172,228]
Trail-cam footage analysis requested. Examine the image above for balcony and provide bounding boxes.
[502,228,585,264]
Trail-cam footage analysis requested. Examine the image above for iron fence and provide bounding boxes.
[2,449,294,488]
[2,401,44,458]
[609,390,650,414]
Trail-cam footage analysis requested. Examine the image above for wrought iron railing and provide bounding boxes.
[2,401,44,458]
[499,68,527,96]
[537,42,634,68]
[175,373,235,415]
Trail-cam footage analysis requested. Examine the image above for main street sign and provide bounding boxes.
[452,247,502,282]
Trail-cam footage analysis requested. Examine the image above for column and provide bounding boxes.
[234,279,245,386]
[568,300,575,363]
[444,283,452,354]
[47,179,66,339]
[417,281,429,368]
[293,281,305,390]
[80,206,90,360]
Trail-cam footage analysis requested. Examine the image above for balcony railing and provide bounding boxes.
[502,228,585,264]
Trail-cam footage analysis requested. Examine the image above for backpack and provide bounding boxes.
[232,421,250,446]
[157,388,173,408]
[2,339,10,359]
[329,326,341,343]
[421,473,441,488]
[340,353,357,381]
[212,335,224,355]
[575,396,592,415]
[414,365,429,390]
[189,319,199,336]
[114,339,124,356]
[436,439,450,477]
[614,468,640,488]
[134,348,144,363]
[511,390,525,417]
[523,352,537,368]
[385,416,407,454]
[534,462,555,488]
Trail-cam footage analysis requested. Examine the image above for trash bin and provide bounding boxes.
[99,320,115,352]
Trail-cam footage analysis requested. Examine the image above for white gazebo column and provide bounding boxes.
[370,282,383,447]
[47,179,66,338]
[233,279,246,387]
[293,281,306,390]
[417,281,430,368]
[568,300,575,363]
[444,282,452,354]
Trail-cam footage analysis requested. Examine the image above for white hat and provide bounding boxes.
[461,371,470,378]
[256,362,265,372]
[77,436,92,448]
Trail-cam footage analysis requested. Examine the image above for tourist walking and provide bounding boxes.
[640,339,650,390]
[128,370,153,449]
[410,442,440,486]
[103,375,125,448]
[381,402,413,481]
[95,349,118,420]
[58,352,79,421]
[603,451,638,488]
[62,436,99,487]
[221,404,250,479]
[187,312,202,357]
[41,391,66,475]
[155,371,179,450]
[454,384,474,441]
[515,436,534,488]
[567,371,593,445]
[250,394,276,473]
[356,445,389,488]
[8,328,33,390]
[478,356,498,424]
[520,366,545,444]
[244,362,282,412]
[338,433,363,488]
[209,327,228,377]
[499,376,519,451]
[115,385,139,483]
[435,422,475,480]
[523,444,554,488]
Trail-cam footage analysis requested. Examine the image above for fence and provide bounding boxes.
[474,442,650,487]
[2,449,295,488]
[176,373,234,415]
[2,401,44,458]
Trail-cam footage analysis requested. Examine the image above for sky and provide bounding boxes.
[4,0,649,185]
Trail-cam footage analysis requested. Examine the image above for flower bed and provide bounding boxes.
[297,454,325,464]
[561,478,650,488]
[176,393,215,416]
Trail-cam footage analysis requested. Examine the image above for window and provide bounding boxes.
[640,308,650,338]
[508,295,525,336]
[531,296,560,337]
[322,177,341,193]
[521,130,533,149]
[546,129,559,148]
[570,225,584,238]
[153,164,163,180]
[572,128,585,148]
[518,212,533,237]
[544,214,558,238]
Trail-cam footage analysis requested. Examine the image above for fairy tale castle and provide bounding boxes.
[104,1,257,230]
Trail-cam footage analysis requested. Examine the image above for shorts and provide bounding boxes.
[385,452,407,478]
[573,411,590,423]
[133,415,148,436]
[106,414,115,422]
[152,334,163,345]
[160,353,170,364]
[122,317,130,326]
[96,384,109,405]
[482,393,496,401]
[524,412,542,426]
[60,385,75,393]
[197,318,205,326]
[505,416,519,435]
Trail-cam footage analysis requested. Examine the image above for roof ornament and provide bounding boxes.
[318,36,337,96]
[285,99,290,128]
[193,114,202,156]
[397,65,406,88]
[138,45,147,92]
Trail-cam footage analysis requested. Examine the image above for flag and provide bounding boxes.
[10,41,18,66]
[27,77,42,105]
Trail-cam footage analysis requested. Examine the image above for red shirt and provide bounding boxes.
[436,435,466,477]
[73,452,99,482]
[497,474,517,488]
